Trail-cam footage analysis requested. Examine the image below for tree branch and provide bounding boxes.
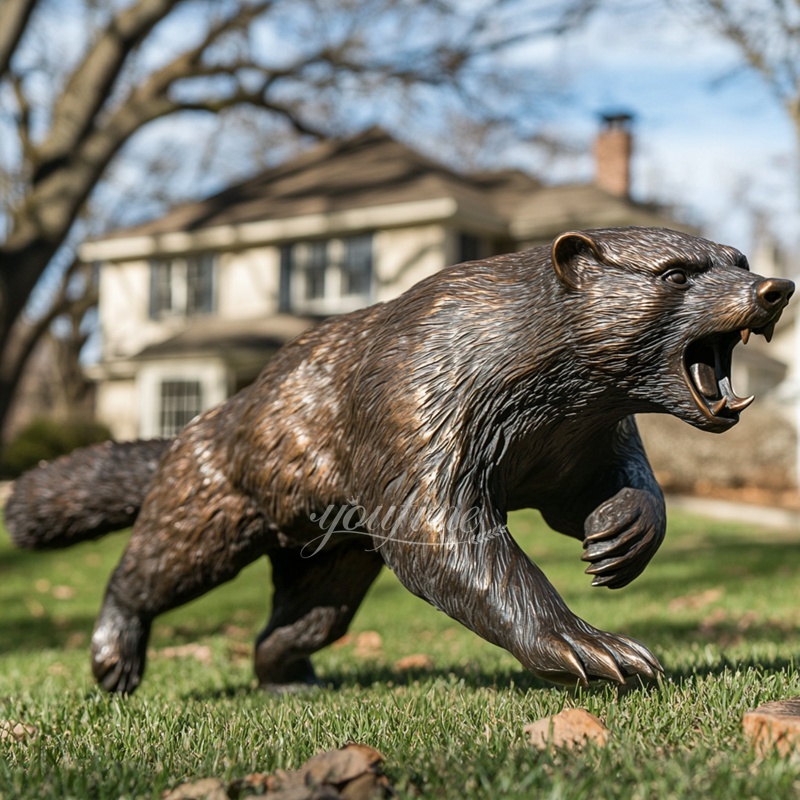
[33,0,183,183]
[138,0,276,98]
[1,0,554,417]
[691,0,800,113]
[0,254,88,424]
[0,0,39,79]
[10,72,34,165]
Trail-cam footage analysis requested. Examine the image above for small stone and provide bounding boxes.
[156,644,213,664]
[743,698,800,758]
[161,778,228,800]
[524,708,610,750]
[394,654,434,671]
[353,631,383,658]
[667,587,723,612]
[0,721,38,742]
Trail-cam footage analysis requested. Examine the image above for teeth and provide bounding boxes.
[740,328,751,345]
[763,322,775,342]
[728,395,755,412]
[709,397,728,415]
[716,377,754,416]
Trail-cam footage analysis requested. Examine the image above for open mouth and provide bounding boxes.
[683,321,777,424]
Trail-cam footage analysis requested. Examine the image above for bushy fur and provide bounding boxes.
[5,227,792,693]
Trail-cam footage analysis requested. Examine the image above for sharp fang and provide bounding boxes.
[740,328,751,345]
[764,322,775,342]
[728,395,755,412]
[710,397,728,416]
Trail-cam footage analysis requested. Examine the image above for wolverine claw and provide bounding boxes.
[582,488,666,590]
[583,552,637,575]
[582,528,641,561]
[583,510,642,545]
[609,633,663,678]
[567,637,626,684]
[530,620,662,686]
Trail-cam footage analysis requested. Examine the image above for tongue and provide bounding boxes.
[689,361,755,414]
[689,362,718,398]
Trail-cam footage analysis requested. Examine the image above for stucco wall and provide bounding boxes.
[96,378,139,442]
[217,247,280,319]
[373,224,448,301]
[98,259,164,360]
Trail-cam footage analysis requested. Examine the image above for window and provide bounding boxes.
[279,234,373,314]
[342,235,373,297]
[149,254,215,319]
[159,380,203,436]
[458,232,481,263]
[304,241,328,302]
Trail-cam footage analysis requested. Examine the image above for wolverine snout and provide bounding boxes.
[754,277,794,313]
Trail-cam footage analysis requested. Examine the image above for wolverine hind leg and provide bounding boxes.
[91,472,268,694]
[91,584,152,694]
[255,545,383,689]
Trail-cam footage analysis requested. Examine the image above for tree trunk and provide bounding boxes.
[0,240,61,463]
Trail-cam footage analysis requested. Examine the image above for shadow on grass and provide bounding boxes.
[314,651,800,695]
[662,653,799,684]
[0,545,45,570]
[185,663,564,701]
[0,615,97,654]
[185,659,677,702]
[0,614,263,655]
[634,539,800,593]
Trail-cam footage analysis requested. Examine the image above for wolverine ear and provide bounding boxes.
[551,231,603,290]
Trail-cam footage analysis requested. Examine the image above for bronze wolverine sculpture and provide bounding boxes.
[6,227,794,693]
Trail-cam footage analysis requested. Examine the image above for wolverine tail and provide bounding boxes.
[4,439,171,550]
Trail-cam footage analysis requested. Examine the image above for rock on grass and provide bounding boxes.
[163,743,393,799]
[524,708,610,750]
[743,698,800,758]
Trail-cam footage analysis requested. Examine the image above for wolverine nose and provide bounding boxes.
[755,277,795,311]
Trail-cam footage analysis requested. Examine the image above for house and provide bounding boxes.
[83,117,762,444]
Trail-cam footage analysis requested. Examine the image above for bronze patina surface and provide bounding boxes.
[6,227,794,693]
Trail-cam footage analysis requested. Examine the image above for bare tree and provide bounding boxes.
[562,0,800,165]
[0,0,567,455]
[676,0,800,152]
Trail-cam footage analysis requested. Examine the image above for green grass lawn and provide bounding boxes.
[2,507,800,798]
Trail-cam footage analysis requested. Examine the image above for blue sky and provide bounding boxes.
[515,7,799,259]
[11,1,798,272]
[109,2,799,263]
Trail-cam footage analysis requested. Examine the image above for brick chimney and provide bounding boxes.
[594,112,634,198]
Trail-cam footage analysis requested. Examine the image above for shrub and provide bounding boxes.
[2,417,112,478]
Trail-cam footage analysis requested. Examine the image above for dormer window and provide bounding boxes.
[149,254,215,319]
[279,234,373,315]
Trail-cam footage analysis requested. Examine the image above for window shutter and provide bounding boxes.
[279,245,293,312]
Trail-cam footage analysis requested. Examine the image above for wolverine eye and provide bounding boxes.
[663,269,689,288]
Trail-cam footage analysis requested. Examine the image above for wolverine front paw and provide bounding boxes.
[91,600,150,694]
[527,616,663,687]
[581,487,665,589]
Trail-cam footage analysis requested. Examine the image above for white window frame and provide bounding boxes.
[137,361,227,439]
[158,379,203,437]
[149,254,216,319]
[286,235,373,315]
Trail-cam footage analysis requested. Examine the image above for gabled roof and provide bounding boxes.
[89,126,684,258]
[511,183,685,241]
[103,127,541,240]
